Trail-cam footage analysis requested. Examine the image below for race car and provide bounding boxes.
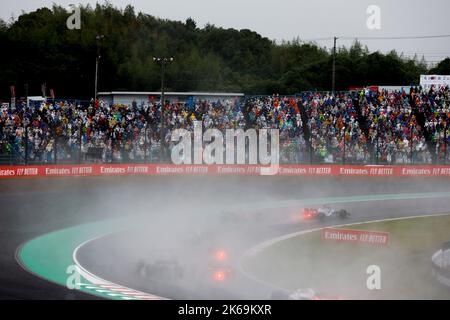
[137,248,235,285]
[137,259,184,281]
[270,288,344,300]
[208,249,235,283]
[210,266,234,283]
[301,205,350,221]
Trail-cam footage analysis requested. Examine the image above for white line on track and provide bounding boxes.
[73,237,168,300]
[237,212,450,295]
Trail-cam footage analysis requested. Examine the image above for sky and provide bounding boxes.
[2,0,450,66]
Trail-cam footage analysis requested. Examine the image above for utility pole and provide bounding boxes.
[94,35,105,100]
[332,36,338,94]
[153,57,174,161]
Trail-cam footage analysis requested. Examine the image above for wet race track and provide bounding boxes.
[1,176,450,299]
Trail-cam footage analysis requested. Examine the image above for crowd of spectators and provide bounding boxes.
[0,86,449,165]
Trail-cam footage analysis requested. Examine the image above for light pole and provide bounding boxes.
[153,57,174,161]
[332,36,338,94]
[94,35,105,100]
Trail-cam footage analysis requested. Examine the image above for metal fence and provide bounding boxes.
[1,93,449,166]
[1,130,448,165]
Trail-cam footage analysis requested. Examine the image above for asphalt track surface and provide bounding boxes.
[1,176,450,299]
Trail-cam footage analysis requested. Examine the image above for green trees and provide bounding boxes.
[430,58,450,75]
[0,3,442,100]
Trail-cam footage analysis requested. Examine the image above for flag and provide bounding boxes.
[41,83,47,97]
[10,86,16,109]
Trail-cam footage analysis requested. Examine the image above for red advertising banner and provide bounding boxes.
[2,164,450,178]
[322,228,389,246]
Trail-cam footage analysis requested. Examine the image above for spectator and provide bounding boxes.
[0,86,448,165]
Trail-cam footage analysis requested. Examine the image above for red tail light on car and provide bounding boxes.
[213,270,226,282]
[302,209,313,219]
[214,249,227,262]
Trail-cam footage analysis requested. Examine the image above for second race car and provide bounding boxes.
[301,205,350,221]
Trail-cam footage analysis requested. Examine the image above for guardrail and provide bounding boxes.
[2,164,450,178]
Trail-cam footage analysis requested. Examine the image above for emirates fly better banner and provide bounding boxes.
[323,228,389,246]
[2,164,450,178]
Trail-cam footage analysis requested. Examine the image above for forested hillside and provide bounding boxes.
[0,2,441,100]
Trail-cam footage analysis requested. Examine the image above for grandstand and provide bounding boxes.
[1,86,449,165]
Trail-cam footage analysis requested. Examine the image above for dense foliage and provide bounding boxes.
[0,3,438,100]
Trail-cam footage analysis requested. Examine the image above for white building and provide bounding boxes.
[420,75,450,89]
[97,91,244,105]
[378,85,411,93]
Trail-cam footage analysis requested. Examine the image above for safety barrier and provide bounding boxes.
[3,164,450,178]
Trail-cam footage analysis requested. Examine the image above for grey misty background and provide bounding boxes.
[2,0,450,66]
